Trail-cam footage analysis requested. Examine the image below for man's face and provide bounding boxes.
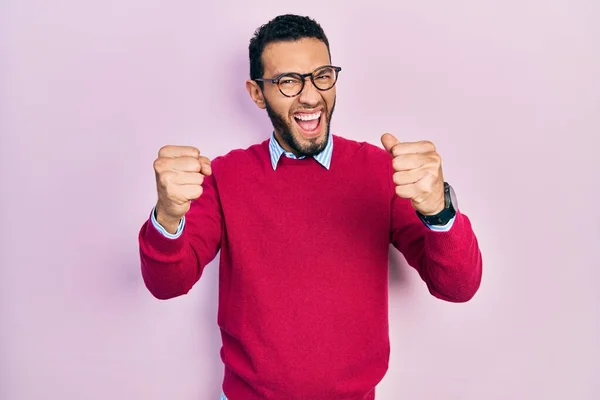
[247,38,337,157]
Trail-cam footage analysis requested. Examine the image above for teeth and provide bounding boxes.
[294,112,321,121]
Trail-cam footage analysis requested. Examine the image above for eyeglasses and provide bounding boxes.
[254,65,342,97]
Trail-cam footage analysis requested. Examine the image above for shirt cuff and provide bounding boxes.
[150,206,185,239]
[425,215,456,232]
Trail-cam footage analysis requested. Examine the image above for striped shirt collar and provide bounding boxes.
[268,132,334,170]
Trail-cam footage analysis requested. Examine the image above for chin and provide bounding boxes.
[290,127,329,156]
[293,125,327,144]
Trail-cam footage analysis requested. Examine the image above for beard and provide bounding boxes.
[264,97,336,157]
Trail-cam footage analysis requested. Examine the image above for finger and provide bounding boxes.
[392,153,435,171]
[164,156,202,172]
[176,172,205,186]
[395,173,436,202]
[392,168,428,186]
[394,183,420,199]
[180,184,203,201]
[380,133,400,154]
[389,141,436,157]
[159,145,201,158]
[198,156,212,176]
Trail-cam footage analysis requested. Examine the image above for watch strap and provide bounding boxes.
[416,182,456,226]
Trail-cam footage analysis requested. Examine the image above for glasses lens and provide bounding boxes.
[278,73,303,96]
[312,67,337,90]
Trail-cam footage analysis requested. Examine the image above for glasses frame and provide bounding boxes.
[254,65,342,97]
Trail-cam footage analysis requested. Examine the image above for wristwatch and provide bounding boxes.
[416,182,457,226]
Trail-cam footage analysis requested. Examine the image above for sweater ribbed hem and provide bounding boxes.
[222,367,376,400]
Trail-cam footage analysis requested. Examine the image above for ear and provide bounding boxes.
[246,79,266,109]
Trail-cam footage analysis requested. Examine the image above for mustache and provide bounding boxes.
[293,96,335,114]
[292,105,327,114]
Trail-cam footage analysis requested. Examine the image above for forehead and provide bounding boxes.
[261,38,331,76]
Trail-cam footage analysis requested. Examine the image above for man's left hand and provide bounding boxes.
[381,133,445,215]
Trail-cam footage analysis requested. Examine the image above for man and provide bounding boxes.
[138,14,482,400]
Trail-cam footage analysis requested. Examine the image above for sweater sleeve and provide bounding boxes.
[389,186,483,303]
[137,170,223,300]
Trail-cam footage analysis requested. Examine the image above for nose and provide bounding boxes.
[297,77,321,106]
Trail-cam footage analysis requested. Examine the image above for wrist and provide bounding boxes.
[154,204,182,234]
[417,198,445,216]
[416,182,457,226]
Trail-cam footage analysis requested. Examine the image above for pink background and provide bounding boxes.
[2,0,599,399]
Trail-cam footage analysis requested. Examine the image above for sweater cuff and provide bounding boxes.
[140,209,187,260]
[424,211,471,250]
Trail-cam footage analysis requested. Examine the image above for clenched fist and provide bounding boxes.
[381,133,445,216]
[153,145,212,233]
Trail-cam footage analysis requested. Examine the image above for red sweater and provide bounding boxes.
[138,135,482,400]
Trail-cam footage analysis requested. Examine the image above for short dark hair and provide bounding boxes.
[248,14,331,84]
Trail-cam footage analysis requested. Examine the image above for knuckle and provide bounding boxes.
[153,157,164,171]
[159,171,175,187]
[421,140,436,150]
[417,175,434,193]
[165,189,178,201]
[200,157,212,168]
[164,181,177,195]
[423,154,440,170]
[393,171,402,185]
[158,145,172,157]
[192,158,203,171]
[414,196,426,206]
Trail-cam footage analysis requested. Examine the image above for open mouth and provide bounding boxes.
[293,111,322,137]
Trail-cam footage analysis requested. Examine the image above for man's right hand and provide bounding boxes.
[153,145,212,234]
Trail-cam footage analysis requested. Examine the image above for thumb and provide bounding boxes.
[381,133,400,154]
